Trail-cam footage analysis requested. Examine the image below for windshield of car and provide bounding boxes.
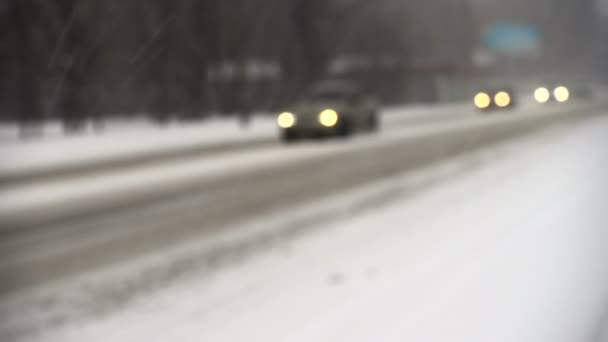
[302,90,355,103]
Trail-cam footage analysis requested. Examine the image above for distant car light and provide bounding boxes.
[474,92,491,109]
[319,109,339,127]
[534,87,551,104]
[494,91,511,108]
[277,112,296,128]
[554,86,570,103]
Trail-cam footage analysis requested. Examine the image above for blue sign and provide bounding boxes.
[484,24,540,55]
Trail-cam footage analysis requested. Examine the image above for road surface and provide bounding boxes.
[1,101,607,341]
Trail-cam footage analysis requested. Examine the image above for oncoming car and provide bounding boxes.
[473,88,517,112]
[277,81,379,142]
[533,85,570,104]
[533,83,593,104]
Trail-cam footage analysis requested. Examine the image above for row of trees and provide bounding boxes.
[1,0,478,132]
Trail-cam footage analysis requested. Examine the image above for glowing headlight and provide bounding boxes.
[277,112,296,128]
[553,86,570,103]
[319,109,339,127]
[534,87,551,104]
[474,92,491,109]
[494,91,511,108]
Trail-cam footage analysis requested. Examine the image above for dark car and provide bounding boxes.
[473,87,517,112]
[277,81,379,142]
[534,84,570,104]
[534,83,592,104]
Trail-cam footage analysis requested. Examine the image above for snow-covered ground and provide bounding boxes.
[0,115,277,177]
[0,104,472,178]
[0,102,550,219]
[7,114,608,342]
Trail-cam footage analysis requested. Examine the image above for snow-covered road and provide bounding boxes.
[0,101,585,226]
[0,104,472,182]
[2,112,608,341]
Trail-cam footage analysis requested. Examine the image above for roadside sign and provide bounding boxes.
[483,24,540,57]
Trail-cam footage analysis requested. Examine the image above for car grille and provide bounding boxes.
[295,113,319,128]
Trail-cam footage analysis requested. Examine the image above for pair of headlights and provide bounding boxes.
[277,109,339,129]
[474,91,512,109]
[534,86,569,104]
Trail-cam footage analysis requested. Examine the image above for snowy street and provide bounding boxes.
[1,102,608,342]
[0,104,471,185]
[4,1,607,341]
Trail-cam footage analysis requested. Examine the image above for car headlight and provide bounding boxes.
[474,92,491,109]
[494,91,511,108]
[553,86,570,103]
[319,109,339,127]
[534,87,551,104]
[277,112,296,128]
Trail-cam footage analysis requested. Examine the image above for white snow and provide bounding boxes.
[0,103,473,178]
[0,102,556,218]
[8,114,608,341]
[0,115,277,176]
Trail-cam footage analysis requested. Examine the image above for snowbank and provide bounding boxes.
[0,104,472,180]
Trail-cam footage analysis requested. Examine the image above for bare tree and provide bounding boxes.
[0,0,486,128]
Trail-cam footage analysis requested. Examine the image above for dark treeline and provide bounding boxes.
[0,0,477,131]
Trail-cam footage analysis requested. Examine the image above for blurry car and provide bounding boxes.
[277,81,379,142]
[534,80,594,104]
[534,85,570,104]
[473,87,517,112]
